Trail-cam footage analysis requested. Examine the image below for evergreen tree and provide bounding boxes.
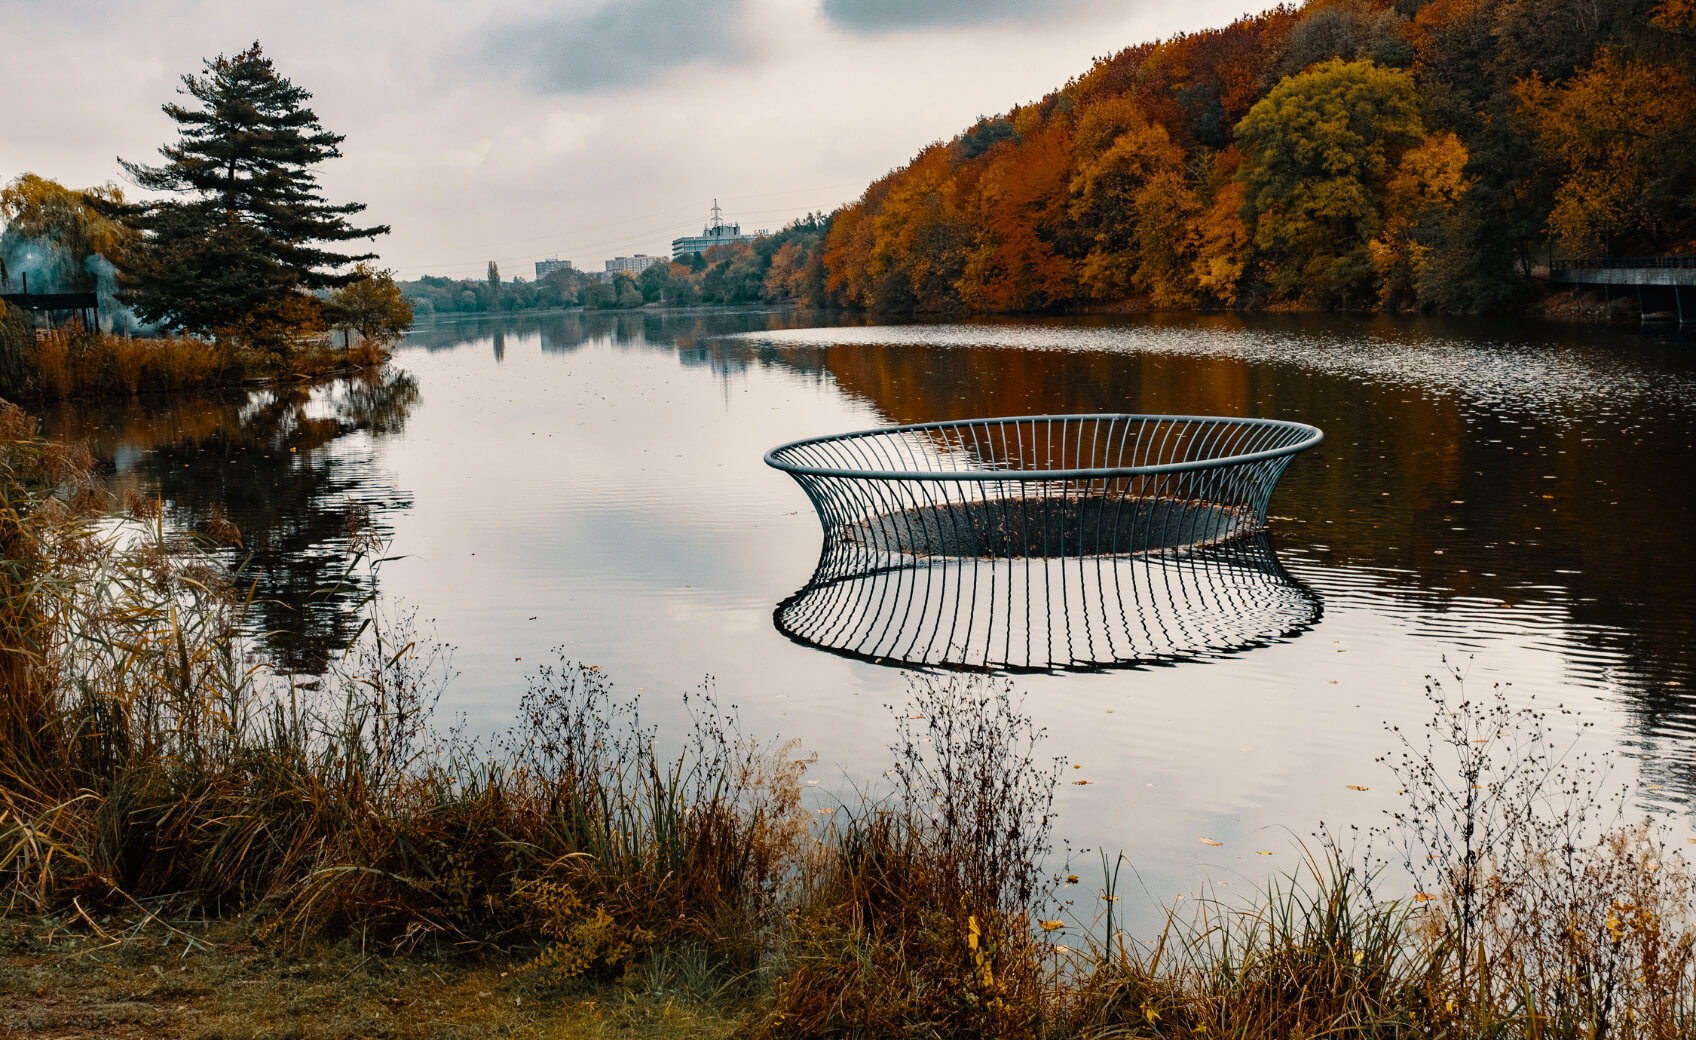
[118,43,387,344]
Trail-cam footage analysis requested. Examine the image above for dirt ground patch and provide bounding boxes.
[0,919,744,1040]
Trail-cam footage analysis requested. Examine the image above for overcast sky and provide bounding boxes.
[1,0,1270,280]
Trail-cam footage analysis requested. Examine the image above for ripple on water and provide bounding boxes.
[730,322,1696,424]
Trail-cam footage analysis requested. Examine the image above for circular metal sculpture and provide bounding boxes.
[766,414,1323,672]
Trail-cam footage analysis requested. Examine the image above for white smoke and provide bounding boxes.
[83,253,152,335]
[0,232,155,334]
[0,234,75,295]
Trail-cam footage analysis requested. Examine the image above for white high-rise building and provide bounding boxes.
[535,257,576,279]
[603,254,665,276]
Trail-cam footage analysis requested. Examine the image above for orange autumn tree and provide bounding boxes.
[821,180,887,309]
[957,115,1076,311]
[1191,148,1253,306]
[1368,130,1473,309]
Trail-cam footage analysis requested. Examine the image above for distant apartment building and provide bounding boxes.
[535,257,575,280]
[671,199,766,260]
[603,254,665,276]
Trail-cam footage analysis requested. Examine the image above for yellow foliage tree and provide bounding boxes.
[871,146,973,311]
[1650,0,1696,31]
[1068,102,1187,301]
[1191,151,1252,306]
[1517,49,1696,255]
[0,174,136,291]
[325,262,414,352]
[1132,169,1202,308]
[1236,59,1424,306]
[1368,130,1472,309]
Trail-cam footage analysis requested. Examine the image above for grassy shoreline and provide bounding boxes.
[3,404,1693,1038]
[0,306,392,403]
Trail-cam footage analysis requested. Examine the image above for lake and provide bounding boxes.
[48,308,1696,928]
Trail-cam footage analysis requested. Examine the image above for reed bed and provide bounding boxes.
[0,309,387,401]
[2,404,1693,1038]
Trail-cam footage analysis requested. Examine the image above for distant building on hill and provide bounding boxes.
[535,257,575,280]
[604,254,664,276]
[671,199,766,259]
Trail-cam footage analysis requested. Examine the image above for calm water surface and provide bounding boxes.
[51,309,1696,927]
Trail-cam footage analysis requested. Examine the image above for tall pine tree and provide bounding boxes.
[119,43,387,346]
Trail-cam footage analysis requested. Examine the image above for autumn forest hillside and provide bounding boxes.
[803,0,1696,316]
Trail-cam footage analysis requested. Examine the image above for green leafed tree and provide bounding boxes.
[118,43,387,348]
[324,262,414,352]
[1235,58,1424,307]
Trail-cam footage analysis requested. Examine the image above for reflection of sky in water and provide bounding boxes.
[68,310,1696,934]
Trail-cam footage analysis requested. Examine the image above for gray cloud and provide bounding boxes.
[483,0,754,92]
[821,0,1090,33]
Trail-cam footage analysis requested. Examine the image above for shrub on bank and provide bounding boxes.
[1,406,1693,1038]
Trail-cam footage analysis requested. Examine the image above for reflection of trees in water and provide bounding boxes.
[403,311,1695,771]
[776,336,1696,784]
[57,369,420,674]
[402,307,826,360]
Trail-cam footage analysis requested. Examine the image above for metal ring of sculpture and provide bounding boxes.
[766,414,1324,672]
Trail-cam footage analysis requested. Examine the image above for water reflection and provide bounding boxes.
[730,320,1695,694]
[42,368,421,672]
[38,307,1696,821]
[778,534,1320,672]
[391,310,1691,706]
[410,308,1689,805]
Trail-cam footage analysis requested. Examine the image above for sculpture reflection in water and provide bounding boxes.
[767,414,1323,673]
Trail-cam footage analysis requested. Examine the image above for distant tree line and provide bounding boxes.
[815,0,1696,315]
[400,215,832,315]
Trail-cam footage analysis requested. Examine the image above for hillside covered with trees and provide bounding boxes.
[812,0,1695,315]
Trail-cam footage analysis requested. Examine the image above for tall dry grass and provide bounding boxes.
[1,406,1693,1037]
[0,406,812,970]
[0,325,387,401]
